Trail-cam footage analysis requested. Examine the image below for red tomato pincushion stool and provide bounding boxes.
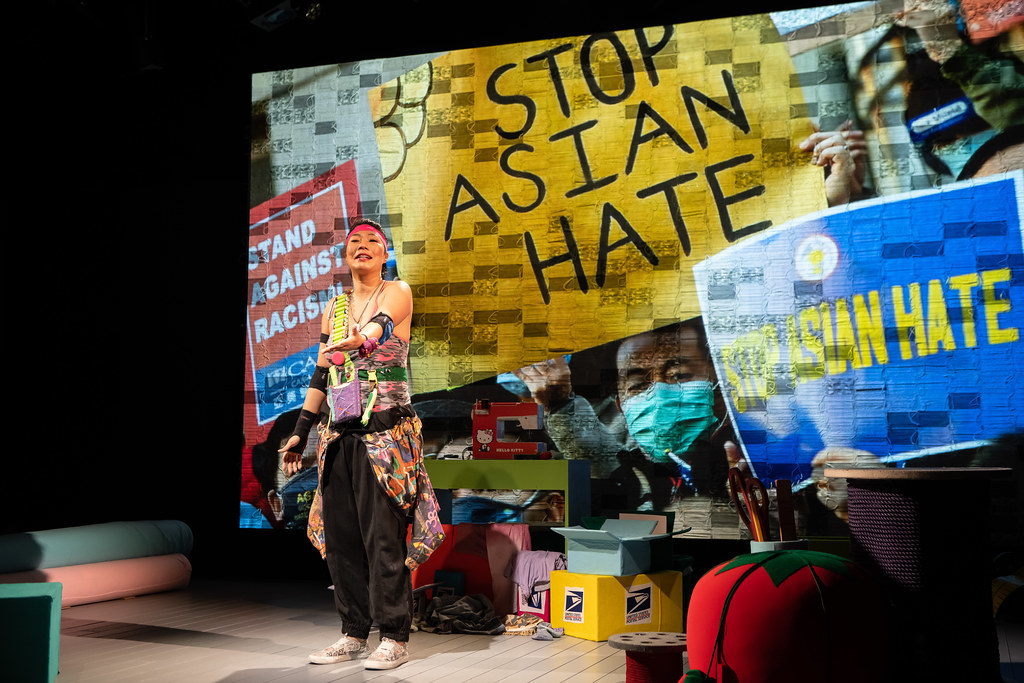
[682,550,889,683]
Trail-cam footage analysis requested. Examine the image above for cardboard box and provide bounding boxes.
[516,584,550,622]
[618,511,674,534]
[553,519,676,575]
[617,512,681,572]
[550,569,684,641]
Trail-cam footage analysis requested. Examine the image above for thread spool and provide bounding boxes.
[332,293,348,345]
[608,632,686,683]
[330,293,349,366]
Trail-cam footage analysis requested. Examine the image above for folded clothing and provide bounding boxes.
[532,622,565,641]
[506,550,567,599]
[503,613,543,635]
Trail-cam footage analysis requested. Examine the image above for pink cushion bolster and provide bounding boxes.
[0,553,192,607]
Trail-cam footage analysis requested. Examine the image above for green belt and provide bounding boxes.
[358,367,407,382]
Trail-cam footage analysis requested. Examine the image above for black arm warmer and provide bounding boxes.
[319,332,330,344]
[368,312,394,345]
[288,409,319,454]
[309,365,329,394]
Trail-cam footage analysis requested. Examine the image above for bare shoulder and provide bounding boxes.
[389,278,412,293]
[385,279,413,299]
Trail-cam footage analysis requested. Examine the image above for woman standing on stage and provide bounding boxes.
[278,219,441,671]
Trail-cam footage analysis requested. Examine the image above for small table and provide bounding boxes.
[608,632,686,682]
[824,466,1010,683]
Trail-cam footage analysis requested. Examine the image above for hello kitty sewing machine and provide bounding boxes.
[472,400,546,459]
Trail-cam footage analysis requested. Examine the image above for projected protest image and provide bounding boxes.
[695,172,1023,516]
[244,2,1023,538]
[374,14,825,391]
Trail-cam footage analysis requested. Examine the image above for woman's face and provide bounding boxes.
[345,227,387,276]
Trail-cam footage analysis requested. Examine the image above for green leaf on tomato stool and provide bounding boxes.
[715,550,853,588]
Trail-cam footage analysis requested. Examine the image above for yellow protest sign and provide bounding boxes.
[371,14,825,391]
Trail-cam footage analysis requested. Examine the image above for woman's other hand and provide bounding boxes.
[278,435,305,476]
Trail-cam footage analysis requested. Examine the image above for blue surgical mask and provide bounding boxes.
[621,381,717,464]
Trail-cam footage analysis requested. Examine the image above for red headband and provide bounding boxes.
[347,223,388,249]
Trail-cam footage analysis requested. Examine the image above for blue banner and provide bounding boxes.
[694,171,1024,486]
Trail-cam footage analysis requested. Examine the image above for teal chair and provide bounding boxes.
[0,582,62,683]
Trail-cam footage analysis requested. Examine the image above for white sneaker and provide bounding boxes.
[308,635,370,664]
[364,638,410,670]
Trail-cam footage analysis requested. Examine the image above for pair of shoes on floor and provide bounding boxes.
[308,635,371,664]
[309,635,409,670]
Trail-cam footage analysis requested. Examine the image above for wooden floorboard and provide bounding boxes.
[55,579,628,683]
[999,619,1024,683]
[54,578,1022,682]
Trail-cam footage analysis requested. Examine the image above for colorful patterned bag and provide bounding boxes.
[327,357,361,424]
[326,294,362,424]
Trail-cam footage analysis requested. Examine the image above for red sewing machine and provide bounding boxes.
[472,400,546,459]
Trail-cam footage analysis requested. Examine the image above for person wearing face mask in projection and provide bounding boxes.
[615,322,732,500]
[514,319,748,535]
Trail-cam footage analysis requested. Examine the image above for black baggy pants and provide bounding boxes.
[321,406,414,642]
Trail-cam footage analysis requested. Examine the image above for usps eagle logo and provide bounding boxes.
[625,583,653,624]
[563,588,584,623]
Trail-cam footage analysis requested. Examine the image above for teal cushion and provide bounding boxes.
[0,521,193,573]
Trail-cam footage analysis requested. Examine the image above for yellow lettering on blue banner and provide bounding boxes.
[726,268,1019,412]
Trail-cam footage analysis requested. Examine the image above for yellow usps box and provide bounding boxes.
[549,569,684,641]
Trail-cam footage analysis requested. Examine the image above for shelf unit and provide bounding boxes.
[424,459,591,526]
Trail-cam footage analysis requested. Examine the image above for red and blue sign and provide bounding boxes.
[244,162,360,445]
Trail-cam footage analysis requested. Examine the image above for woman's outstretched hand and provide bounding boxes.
[278,435,304,476]
[322,321,367,359]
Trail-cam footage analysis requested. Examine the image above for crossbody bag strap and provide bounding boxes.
[360,369,378,425]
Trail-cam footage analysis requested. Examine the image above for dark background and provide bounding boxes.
[12,0,833,579]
